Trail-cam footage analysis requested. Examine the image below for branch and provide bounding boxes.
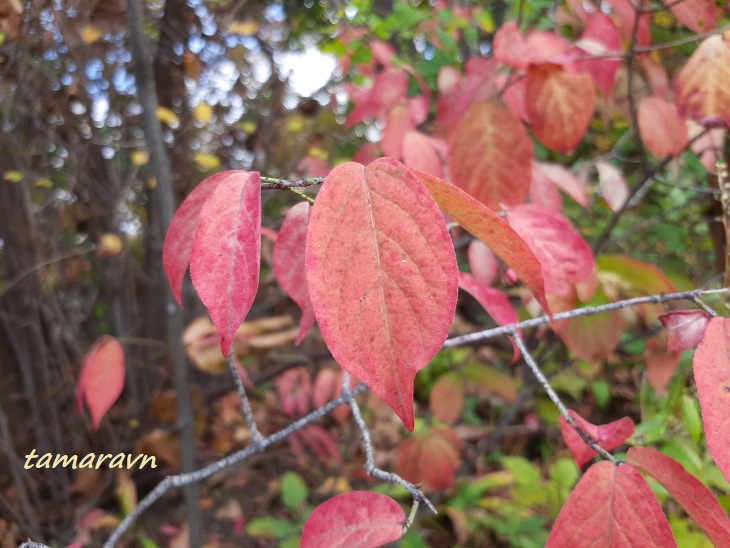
[227,355,265,447]
[260,175,325,189]
[443,288,728,349]
[102,383,368,547]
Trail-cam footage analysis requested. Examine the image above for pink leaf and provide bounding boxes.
[659,310,711,352]
[627,446,730,547]
[274,203,315,345]
[497,73,529,122]
[547,461,677,547]
[646,346,681,394]
[638,97,689,158]
[402,131,445,178]
[436,58,499,130]
[493,21,534,70]
[467,239,499,287]
[507,204,594,296]
[189,171,261,357]
[275,367,311,418]
[529,162,563,212]
[693,317,730,483]
[573,14,621,97]
[380,103,414,159]
[312,368,357,424]
[76,336,126,431]
[596,161,629,212]
[298,423,343,466]
[306,158,458,430]
[448,100,533,210]
[533,161,589,208]
[559,410,635,468]
[688,122,727,173]
[664,0,718,34]
[345,68,409,128]
[458,272,520,360]
[301,492,405,548]
[163,171,245,306]
[609,0,651,47]
[416,171,550,314]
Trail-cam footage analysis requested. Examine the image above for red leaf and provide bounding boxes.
[380,103,413,159]
[468,239,499,287]
[429,372,465,425]
[163,171,244,306]
[274,203,315,345]
[533,161,589,208]
[640,56,671,100]
[458,272,520,360]
[345,68,409,128]
[416,171,550,314]
[609,0,651,47]
[559,410,635,468]
[659,310,711,352]
[573,14,621,97]
[448,100,533,210]
[436,59,499,130]
[189,171,261,357]
[637,97,689,158]
[596,162,629,212]
[693,317,730,483]
[526,64,595,154]
[529,162,563,212]
[646,346,681,394]
[507,204,594,296]
[497,73,529,122]
[627,446,730,547]
[301,492,405,548]
[396,428,461,490]
[275,367,311,418]
[664,0,718,34]
[493,21,534,70]
[76,336,126,431]
[547,461,677,547]
[306,159,458,430]
[312,368,358,424]
[297,423,342,466]
[402,131,445,178]
[675,35,730,128]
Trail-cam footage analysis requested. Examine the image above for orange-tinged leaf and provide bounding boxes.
[664,0,718,34]
[627,446,730,547]
[675,35,730,128]
[274,203,315,345]
[645,344,681,394]
[76,336,126,431]
[416,171,549,314]
[659,310,711,352]
[559,410,634,468]
[189,171,261,357]
[638,97,689,157]
[430,372,465,425]
[163,171,247,306]
[547,461,677,547]
[448,100,533,210]
[396,428,461,490]
[693,317,730,483]
[301,492,405,548]
[526,64,595,154]
[306,159,458,430]
[507,205,594,296]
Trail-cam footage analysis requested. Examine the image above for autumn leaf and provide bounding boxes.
[692,317,730,483]
[76,336,126,431]
[189,171,261,356]
[627,446,730,547]
[664,0,718,34]
[402,131,445,178]
[659,309,711,352]
[637,97,689,157]
[306,158,458,430]
[396,428,461,490]
[532,161,588,209]
[525,63,595,154]
[596,162,629,212]
[274,203,316,345]
[429,372,465,425]
[559,410,635,468]
[547,461,677,547]
[507,204,594,296]
[675,35,730,128]
[301,492,405,548]
[573,14,621,97]
[417,171,550,315]
[448,100,533,210]
[467,239,499,287]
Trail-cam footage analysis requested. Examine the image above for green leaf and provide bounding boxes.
[281,471,309,511]
[680,394,702,443]
[247,517,297,539]
[592,379,611,408]
[501,456,541,486]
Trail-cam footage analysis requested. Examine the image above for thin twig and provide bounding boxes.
[260,176,325,190]
[511,332,618,463]
[227,355,265,447]
[443,288,728,349]
[341,372,437,519]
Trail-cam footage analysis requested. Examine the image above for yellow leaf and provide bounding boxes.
[116,472,137,516]
[307,147,328,159]
[97,233,124,257]
[3,170,23,183]
[131,150,149,166]
[193,103,214,124]
[241,121,257,133]
[147,177,157,189]
[286,114,305,133]
[193,153,221,170]
[34,177,53,188]
[227,20,260,35]
[81,25,104,44]
[156,107,179,126]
